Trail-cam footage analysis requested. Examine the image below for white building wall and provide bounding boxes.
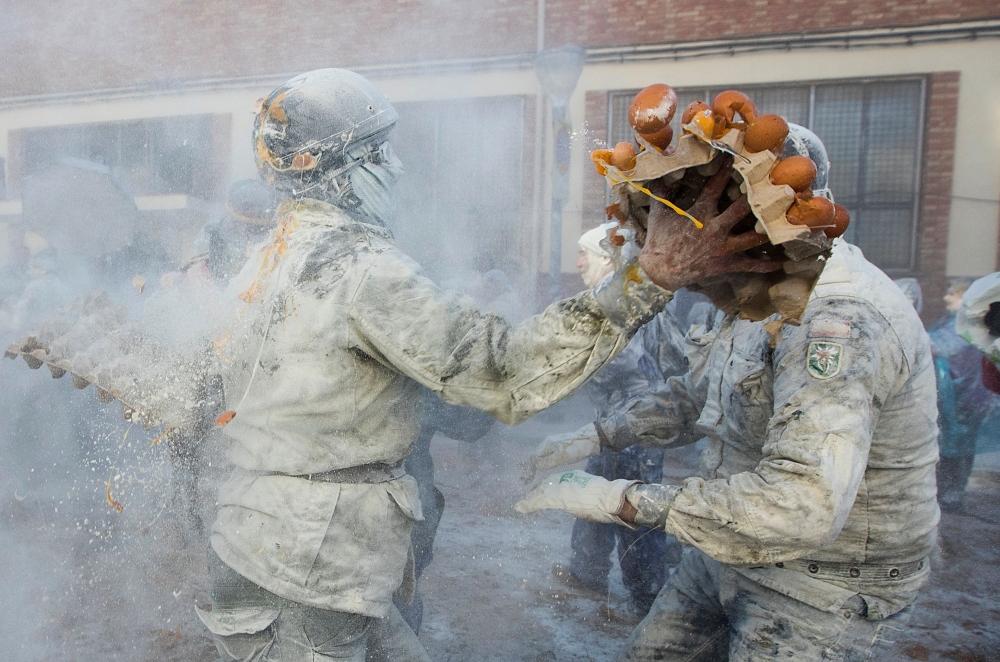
[0,38,997,276]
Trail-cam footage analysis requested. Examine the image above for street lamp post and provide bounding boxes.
[535,45,586,301]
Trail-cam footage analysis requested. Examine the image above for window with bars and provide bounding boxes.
[16,115,221,199]
[609,78,926,273]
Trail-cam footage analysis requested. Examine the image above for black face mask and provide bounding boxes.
[985,302,1000,338]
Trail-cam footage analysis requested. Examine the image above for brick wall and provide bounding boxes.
[2,1,997,98]
[546,0,1000,49]
[0,0,539,98]
[917,71,959,323]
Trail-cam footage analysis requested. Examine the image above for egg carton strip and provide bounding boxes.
[3,291,215,437]
[605,130,828,250]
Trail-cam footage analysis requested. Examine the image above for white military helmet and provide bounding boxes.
[252,69,399,206]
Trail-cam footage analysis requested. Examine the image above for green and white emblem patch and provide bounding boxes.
[807,341,843,379]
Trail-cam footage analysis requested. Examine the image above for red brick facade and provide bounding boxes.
[1,0,539,98]
[918,71,960,323]
[2,1,997,98]
[0,2,990,304]
[546,0,999,48]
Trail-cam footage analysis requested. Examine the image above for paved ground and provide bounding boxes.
[418,397,1000,662]
[2,384,999,661]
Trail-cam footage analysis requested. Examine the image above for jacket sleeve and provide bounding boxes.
[345,249,671,425]
[643,307,691,379]
[595,320,717,451]
[586,333,660,419]
[632,298,906,565]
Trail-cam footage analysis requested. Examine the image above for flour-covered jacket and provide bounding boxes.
[211,199,670,617]
[586,308,691,421]
[598,241,939,618]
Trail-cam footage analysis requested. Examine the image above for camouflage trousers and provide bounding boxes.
[617,549,914,662]
[198,550,430,662]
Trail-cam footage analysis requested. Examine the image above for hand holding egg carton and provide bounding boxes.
[591,85,852,327]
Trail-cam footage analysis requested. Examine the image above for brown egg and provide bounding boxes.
[826,204,850,238]
[712,90,758,127]
[744,114,789,154]
[786,195,836,229]
[610,142,637,171]
[629,84,678,134]
[637,124,673,152]
[682,100,711,125]
[770,156,817,192]
[590,149,613,176]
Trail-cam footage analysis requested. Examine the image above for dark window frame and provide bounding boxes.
[15,114,222,200]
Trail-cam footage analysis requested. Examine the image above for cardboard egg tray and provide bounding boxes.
[3,290,211,437]
[603,128,833,327]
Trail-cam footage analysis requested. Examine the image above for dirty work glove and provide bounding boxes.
[639,156,782,292]
[521,423,602,484]
[514,470,640,529]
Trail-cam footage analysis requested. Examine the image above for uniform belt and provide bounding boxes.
[295,459,406,484]
[774,557,928,582]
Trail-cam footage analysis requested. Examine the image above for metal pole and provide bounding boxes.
[549,104,571,300]
[529,0,545,308]
[534,45,585,302]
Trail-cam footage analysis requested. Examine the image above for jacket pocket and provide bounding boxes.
[727,353,767,401]
[196,605,279,661]
[384,475,422,605]
[215,474,341,588]
[195,604,280,636]
[385,474,424,521]
[724,353,772,438]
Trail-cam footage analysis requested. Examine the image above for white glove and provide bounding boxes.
[522,423,602,483]
[514,470,640,529]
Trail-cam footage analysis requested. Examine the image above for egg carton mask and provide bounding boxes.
[601,128,833,328]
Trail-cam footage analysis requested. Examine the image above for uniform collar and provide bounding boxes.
[814,239,853,286]
[278,198,393,241]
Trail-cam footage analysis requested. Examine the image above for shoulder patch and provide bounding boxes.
[807,341,843,379]
[809,320,851,339]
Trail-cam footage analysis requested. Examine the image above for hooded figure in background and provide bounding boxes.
[545,225,689,619]
[928,278,994,511]
[196,68,675,662]
[520,126,941,661]
[190,178,282,284]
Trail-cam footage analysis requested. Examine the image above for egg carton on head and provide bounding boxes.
[600,122,834,325]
